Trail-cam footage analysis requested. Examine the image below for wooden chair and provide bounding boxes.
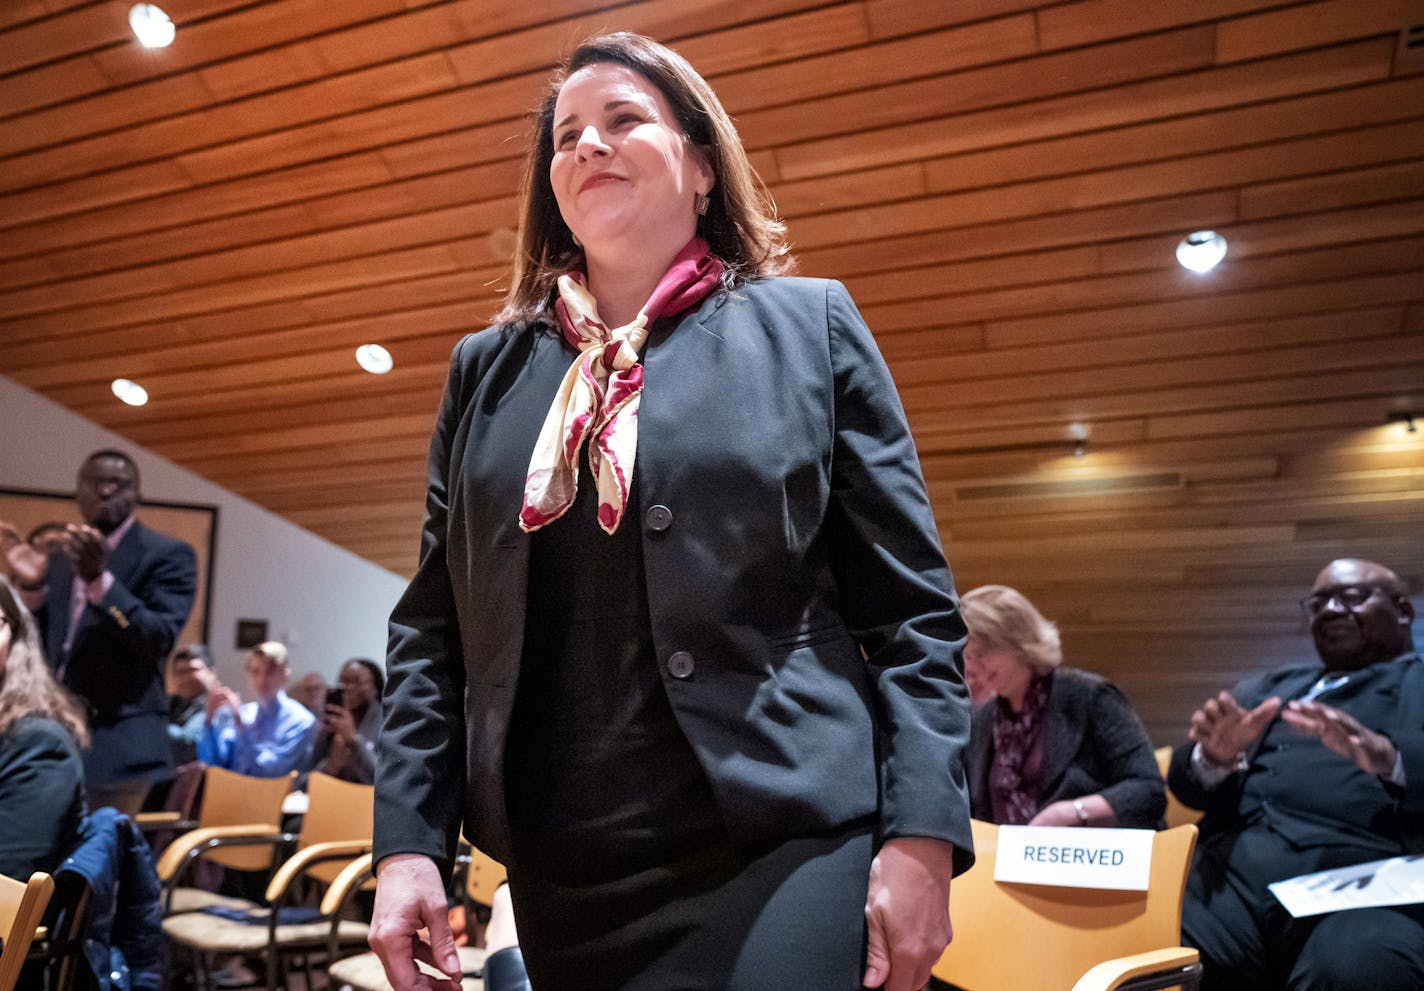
[324,842,507,991]
[0,872,53,991]
[152,766,298,914]
[160,772,374,991]
[1155,746,1204,829]
[932,820,1201,991]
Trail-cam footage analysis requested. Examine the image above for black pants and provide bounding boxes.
[1183,827,1424,990]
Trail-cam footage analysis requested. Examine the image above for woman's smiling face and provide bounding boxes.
[548,62,711,254]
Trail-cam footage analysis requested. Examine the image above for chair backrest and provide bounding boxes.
[464,846,508,909]
[197,766,297,870]
[933,820,1198,991]
[0,872,55,991]
[29,870,91,991]
[299,772,374,884]
[1156,746,1204,828]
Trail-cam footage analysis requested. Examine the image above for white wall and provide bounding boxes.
[0,373,408,686]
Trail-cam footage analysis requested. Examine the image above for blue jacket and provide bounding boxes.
[58,808,164,991]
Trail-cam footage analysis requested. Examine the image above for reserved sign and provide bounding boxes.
[994,826,1155,891]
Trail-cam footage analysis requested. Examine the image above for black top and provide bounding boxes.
[504,470,724,881]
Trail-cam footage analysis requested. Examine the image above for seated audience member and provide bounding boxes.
[0,576,88,879]
[1169,558,1423,991]
[166,643,214,766]
[960,584,1164,828]
[199,641,316,777]
[308,657,383,784]
[288,670,327,716]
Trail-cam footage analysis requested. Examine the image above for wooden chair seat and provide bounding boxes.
[161,909,368,953]
[328,945,488,991]
[163,887,260,915]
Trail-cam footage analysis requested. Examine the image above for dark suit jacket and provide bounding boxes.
[966,666,1165,828]
[1168,652,1424,872]
[375,277,974,875]
[36,519,197,787]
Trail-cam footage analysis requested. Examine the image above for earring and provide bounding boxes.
[571,231,581,247]
[694,192,710,216]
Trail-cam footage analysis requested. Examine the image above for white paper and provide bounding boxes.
[994,825,1155,891]
[1269,853,1424,918]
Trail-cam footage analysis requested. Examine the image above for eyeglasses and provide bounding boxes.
[1299,584,1394,617]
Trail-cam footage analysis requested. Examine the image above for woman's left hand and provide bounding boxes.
[1028,800,1082,828]
[863,836,955,991]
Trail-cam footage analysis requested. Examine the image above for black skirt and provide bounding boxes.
[504,471,871,990]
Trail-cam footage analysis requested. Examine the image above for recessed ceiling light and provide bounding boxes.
[111,378,149,406]
[1176,230,1228,273]
[129,4,175,48]
[355,344,394,374]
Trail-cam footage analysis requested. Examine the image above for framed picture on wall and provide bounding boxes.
[0,486,217,646]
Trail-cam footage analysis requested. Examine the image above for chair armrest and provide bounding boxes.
[263,840,374,904]
[154,824,284,881]
[319,854,376,917]
[322,854,376,964]
[1071,946,1202,991]
[134,811,192,831]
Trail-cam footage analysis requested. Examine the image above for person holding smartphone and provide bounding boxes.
[309,657,384,784]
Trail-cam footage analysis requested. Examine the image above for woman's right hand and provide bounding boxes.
[323,704,358,744]
[369,853,462,991]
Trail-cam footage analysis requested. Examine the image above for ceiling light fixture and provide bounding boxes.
[1387,410,1418,434]
[1176,230,1228,273]
[128,4,176,48]
[111,378,149,407]
[355,344,394,374]
[1068,421,1090,457]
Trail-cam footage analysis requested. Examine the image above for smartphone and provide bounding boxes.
[325,687,344,709]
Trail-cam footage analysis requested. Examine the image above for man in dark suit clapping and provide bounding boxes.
[1168,558,1423,990]
[2,449,196,813]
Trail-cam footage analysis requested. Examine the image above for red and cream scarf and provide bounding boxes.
[518,237,724,534]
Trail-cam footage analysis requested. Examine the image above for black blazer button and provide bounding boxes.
[646,504,674,532]
[667,651,695,679]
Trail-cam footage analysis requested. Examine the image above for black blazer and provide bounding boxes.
[37,519,197,786]
[375,277,974,874]
[966,667,1165,828]
[0,716,85,879]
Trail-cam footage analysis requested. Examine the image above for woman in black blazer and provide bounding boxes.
[369,33,973,991]
[0,576,88,881]
[960,585,1164,829]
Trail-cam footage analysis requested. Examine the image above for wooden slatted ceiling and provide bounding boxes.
[3,0,1422,741]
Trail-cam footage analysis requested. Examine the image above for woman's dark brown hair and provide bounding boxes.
[0,577,89,746]
[496,32,794,325]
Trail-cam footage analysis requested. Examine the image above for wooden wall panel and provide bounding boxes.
[2,0,1421,745]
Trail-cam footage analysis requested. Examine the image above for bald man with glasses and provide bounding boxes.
[1167,558,1424,990]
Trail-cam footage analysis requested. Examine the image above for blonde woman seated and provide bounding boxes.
[960,585,1164,829]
